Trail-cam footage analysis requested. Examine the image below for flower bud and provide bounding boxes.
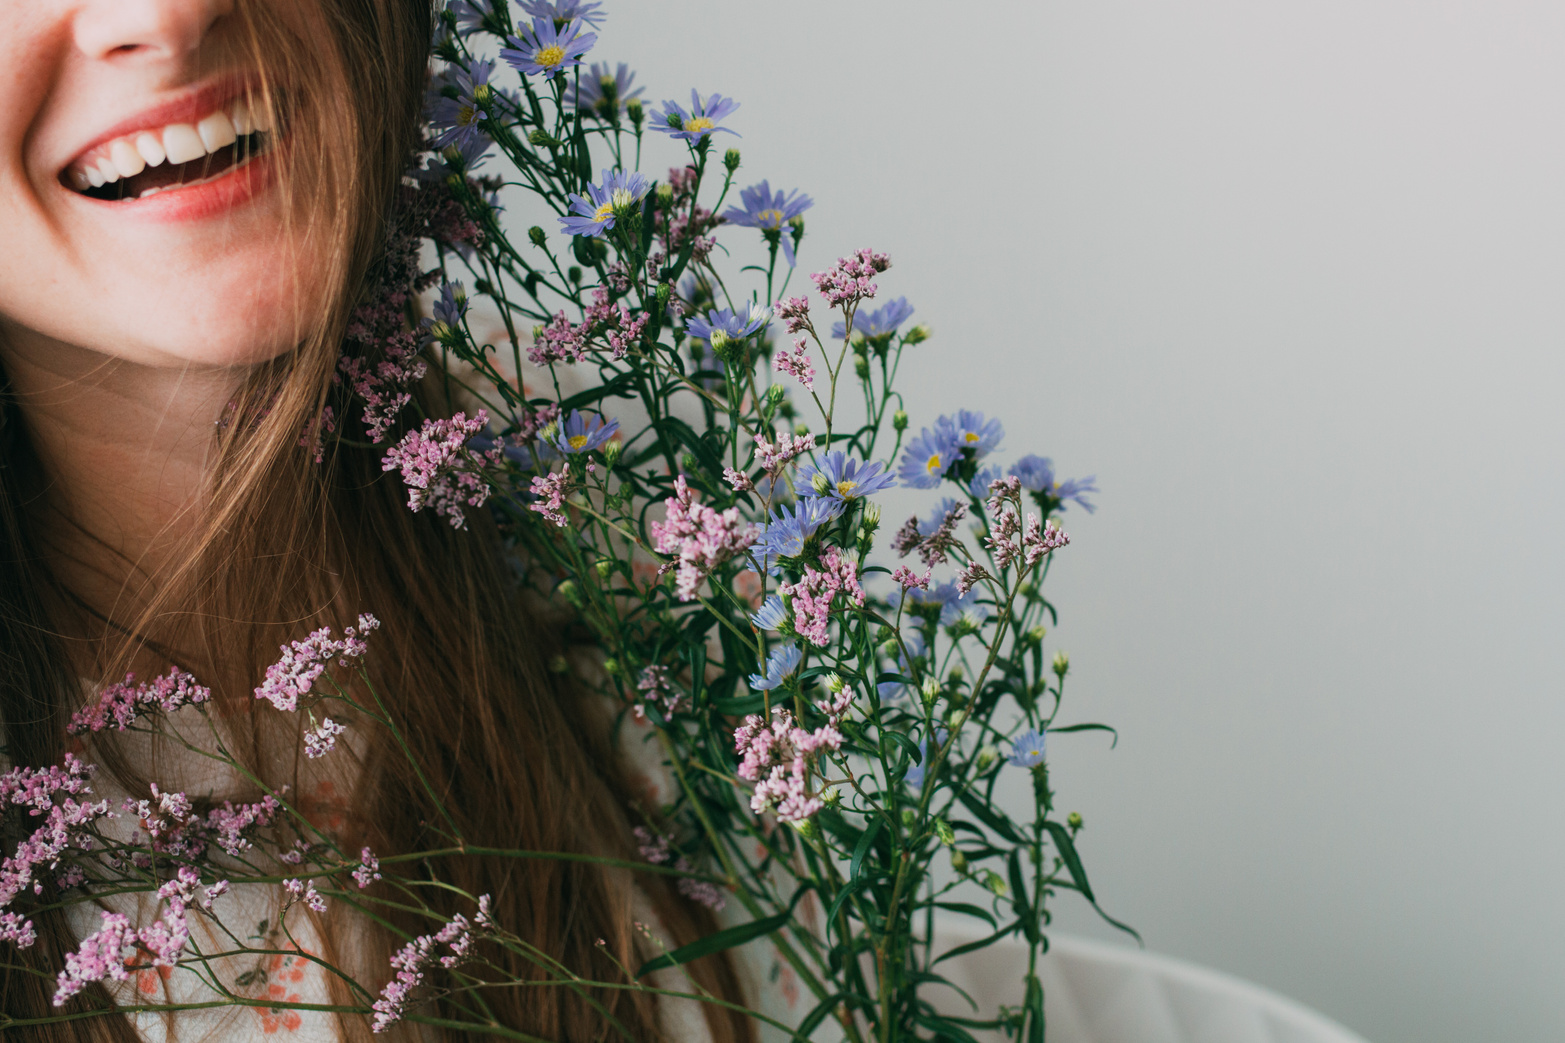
[681,453,698,473]
[901,808,918,830]
[723,148,742,172]
[664,111,684,130]
[595,559,616,580]
[568,266,583,285]
[1052,651,1070,679]
[655,282,672,307]
[767,383,785,406]
[811,473,831,496]
[528,225,547,247]
[983,870,1008,896]
[626,97,644,125]
[892,410,909,433]
[933,817,955,847]
[794,422,810,437]
[602,439,623,466]
[537,421,560,444]
[710,330,745,363]
[821,787,842,808]
[975,744,999,772]
[1067,811,1084,832]
[906,323,931,344]
[854,355,871,380]
[920,676,940,707]
[656,183,674,206]
[1017,580,1038,598]
[427,321,455,345]
[825,672,846,693]
[528,128,557,146]
[950,849,968,873]
[556,579,583,608]
[788,817,817,839]
[1023,625,1046,646]
[602,657,621,676]
[862,502,881,530]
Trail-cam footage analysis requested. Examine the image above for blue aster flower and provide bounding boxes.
[1010,455,1099,514]
[1009,728,1047,769]
[654,90,741,144]
[558,168,650,238]
[832,296,915,340]
[722,181,813,266]
[571,61,643,120]
[427,61,495,151]
[751,594,787,631]
[547,410,619,455]
[451,0,501,33]
[896,424,963,489]
[518,0,606,27]
[916,498,963,538]
[905,727,950,788]
[967,465,1002,499]
[501,16,596,81]
[749,643,802,691]
[432,282,467,327]
[750,497,845,572]
[684,303,769,351]
[796,451,896,504]
[936,410,1004,460]
[418,134,493,181]
[939,589,990,630]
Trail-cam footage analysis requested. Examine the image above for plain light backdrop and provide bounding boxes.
[546,3,1565,1040]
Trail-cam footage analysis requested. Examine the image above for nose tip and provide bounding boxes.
[73,0,235,63]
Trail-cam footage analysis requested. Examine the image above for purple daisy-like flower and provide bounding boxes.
[832,296,915,340]
[427,61,495,151]
[547,410,619,455]
[748,642,803,691]
[1009,728,1047,769]
[967,464,1002,499]
[939,588,989,630]
[896,423,963,489]
[796,451,896,504]
[1010,454,1099,514]
[685,303,769,347]
[750,497,845,572]
[558,168,650,238]
[722,181,813,266]
[571,61,643,119]
[654,90,741,145]
[751,594,788,631]
[451,0,501,33]
[936,410,1004,460]
[518,0,606,27]
[501,17,596,81]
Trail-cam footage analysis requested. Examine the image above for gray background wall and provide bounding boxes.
[600,3,1565,1040]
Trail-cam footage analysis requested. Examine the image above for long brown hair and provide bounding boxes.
[0,1,749,1040]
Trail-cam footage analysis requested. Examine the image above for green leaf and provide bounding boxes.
[932,901,997,929]
[1048,722,1119,748]
[1025,973,1045,1043]
[912,1012,982,1043]
[557,373,637,412]
[954,787,1025,845]
[1008,848,1036,945]
[824,874,870,930]
[1043,820,1094,903]
[709,692,766,715]
[850,817,884,883]
[790,993,848,1042]
[883,729,922,764]
[636,886,812,977]
[932,923,1017,967]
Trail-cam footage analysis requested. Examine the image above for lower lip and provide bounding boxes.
[71,149,277,222]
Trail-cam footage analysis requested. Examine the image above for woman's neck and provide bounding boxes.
[1,326,249,614]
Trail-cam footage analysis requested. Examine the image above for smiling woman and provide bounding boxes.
[0,2,746,1041]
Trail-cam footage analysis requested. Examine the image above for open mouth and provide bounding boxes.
[61,97,276,202]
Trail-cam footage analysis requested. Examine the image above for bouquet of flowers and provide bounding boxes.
[0,2,1131,1040]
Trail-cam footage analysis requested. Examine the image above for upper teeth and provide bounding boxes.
[67,98,272,191]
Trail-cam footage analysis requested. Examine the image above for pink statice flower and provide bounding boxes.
[372,908,486,1031]
[772,295,813,335]
[381,411,502,529]
[634,665,683,720]
[722,467,753,492]
[285,877,328,913]
[809,248,890,308]
[1023,514,1070,567]
[303,718,347,759]
[776,546,865,647]
[254,616,377,713]
[1,754,111,909]
[753,430,815,476]
[68,668,212,735]
[527,469,571,526]
[956,561,992,597]
[53,911,136,1005]
[354,848,383,889]
[0,911,37,948]
[892,565,931,591]
[633,825,671,864]
[733,709,843,822]
[649,475,758,601]
[773,337,815,391]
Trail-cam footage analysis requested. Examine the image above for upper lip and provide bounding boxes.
[60,73,259,174]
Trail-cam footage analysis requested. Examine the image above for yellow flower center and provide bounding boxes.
[836,480,859,498]
[568,434,590,450]
[964,431,981,444]
[457,104,478,127]
[536,44,565,68]
[758,208,785,229]
[594,201,615,222]
[684,116,715,134]
[925,453,943,474]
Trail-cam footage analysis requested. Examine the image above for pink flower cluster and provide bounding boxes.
[956,561,992,597]
[353,847,383,889]
[773,337,816,391]
[773,296,813,335]
[733,708,844,822]
[529,287,651,366]
[1,753,107,912]
[284,876,328,913]
[658,166,719,263]
[892,565,931,591]
[68,668,212,735]
[303,717,347,759]
[777,546,865,647]
[754,430,815,475]
[649,475,759,602]
[513,402,561,443]
[981,479,1071,570]
[52,911,136,1004]
[635,665,683,721]
[810,248,890,308]
[300,405,338,465]
[527,469,571,526]
[254,614,379,713]
[372,906,487,1032]
[722,467,753,492]
[381,411,502,529]
[122,784,283,861]
[632,827,726,910]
